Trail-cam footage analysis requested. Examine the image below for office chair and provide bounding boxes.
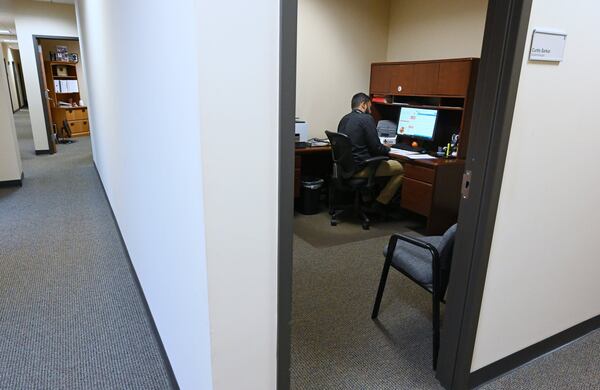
[371,224,457,369]
[325,130,388,230]
[56,120,76,144]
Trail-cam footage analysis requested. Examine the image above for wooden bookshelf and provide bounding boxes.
[44,61,90,137]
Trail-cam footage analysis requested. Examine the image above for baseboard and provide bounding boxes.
[470,314,600,388]
[0,172,24,188]
[92,162,180,390]
[35,149,51,155]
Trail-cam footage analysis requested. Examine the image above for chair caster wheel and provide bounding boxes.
[331,221,338,226]
[362,223,370,230]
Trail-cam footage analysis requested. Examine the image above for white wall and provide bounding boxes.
[14,0,79,151]
[296,0,390,139]
[471,0,600,371]
[197,0,279,388]
[77,0,281,388]
[296,0,489,138]
[75,1,214,389]
[0,45,22,182]
[386,0,488,62]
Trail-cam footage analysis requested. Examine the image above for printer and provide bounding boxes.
[377,120,397,144]
[295,119,309,142]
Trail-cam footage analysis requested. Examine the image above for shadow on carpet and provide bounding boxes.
[293,209,425,248]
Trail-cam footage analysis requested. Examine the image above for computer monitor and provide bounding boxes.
[397,107,438,140]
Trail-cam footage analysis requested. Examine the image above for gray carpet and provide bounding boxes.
[0,110,173,389]
[291,233,444,389]
[291,221,600,389]
[294,209,425,248]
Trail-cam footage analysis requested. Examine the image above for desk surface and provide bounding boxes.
[295,145,332,155]
[295,145,464,167]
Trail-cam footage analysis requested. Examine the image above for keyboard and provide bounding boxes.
[391,143,424,153]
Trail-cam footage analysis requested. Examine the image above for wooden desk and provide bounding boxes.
[389,155,464,235]
[294,145,464,234]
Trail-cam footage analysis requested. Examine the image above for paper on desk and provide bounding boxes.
[406,154,437,160]
[388,148,419,156]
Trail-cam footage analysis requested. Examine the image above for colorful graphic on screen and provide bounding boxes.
[397,107,438,140]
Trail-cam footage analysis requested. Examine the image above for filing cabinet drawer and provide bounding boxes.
[81,120,90,133]
[294,156,301,198]
[65,109,79,120]
[401,177,433,216]
[67,121,83,135]
[404,164,435,184]
[76,108,88,120]
[65,108,87,121]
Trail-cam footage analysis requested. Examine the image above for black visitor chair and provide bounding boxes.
[325,130,388,230]
[371,224,458,369]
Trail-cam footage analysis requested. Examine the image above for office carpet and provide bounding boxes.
[291,230,600,390]
[294,208,426,248]
[0,110,173,389]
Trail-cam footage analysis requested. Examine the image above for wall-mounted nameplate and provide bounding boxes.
[529,29,567,62]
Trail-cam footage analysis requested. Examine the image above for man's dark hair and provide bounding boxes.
[351,92,370,109]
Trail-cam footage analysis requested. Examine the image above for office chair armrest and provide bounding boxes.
[385,233,442,297]
[362,156,389,186]
[363,156,389,165]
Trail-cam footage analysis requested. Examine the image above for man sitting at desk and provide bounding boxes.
[338,92,404,208]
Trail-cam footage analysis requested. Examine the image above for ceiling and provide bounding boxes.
[0,0,75,38]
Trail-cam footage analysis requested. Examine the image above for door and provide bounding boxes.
[36,41,56,154]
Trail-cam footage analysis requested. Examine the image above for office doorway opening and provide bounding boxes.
[3,45,27,113]
[278,0,534,389]
[33,36,91,155]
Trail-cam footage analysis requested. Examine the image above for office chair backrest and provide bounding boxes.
[439,224,457,268]
[325,130,357,179]
[438,223,458,294]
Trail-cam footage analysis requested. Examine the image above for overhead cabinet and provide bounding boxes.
[370,58,476,97]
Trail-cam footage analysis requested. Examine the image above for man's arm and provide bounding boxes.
[363,116,390,156]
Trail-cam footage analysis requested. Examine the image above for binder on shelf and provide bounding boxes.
[54,80,61,93]
[69,80,79,93]
[60,80,68,93]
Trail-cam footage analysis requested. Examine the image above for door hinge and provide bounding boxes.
[461,170,472,199]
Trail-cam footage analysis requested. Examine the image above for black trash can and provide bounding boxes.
[299,177,324,215]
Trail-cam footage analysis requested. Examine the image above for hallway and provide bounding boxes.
[0,111,173,389]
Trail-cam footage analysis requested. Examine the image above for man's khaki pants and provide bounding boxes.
[354,160,404,205]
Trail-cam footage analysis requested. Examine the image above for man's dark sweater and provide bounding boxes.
[337,109,390,169]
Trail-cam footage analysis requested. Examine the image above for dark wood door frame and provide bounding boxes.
[32,35,80,154]
[17,62,28,108]
[277,1,534,389]
[277,0,297,388]
[435,0,534,388]
[11,57,22,111]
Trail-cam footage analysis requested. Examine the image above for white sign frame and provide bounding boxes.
[529,28,567,62]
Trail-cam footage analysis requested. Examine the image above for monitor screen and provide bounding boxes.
[397,107,438,140]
